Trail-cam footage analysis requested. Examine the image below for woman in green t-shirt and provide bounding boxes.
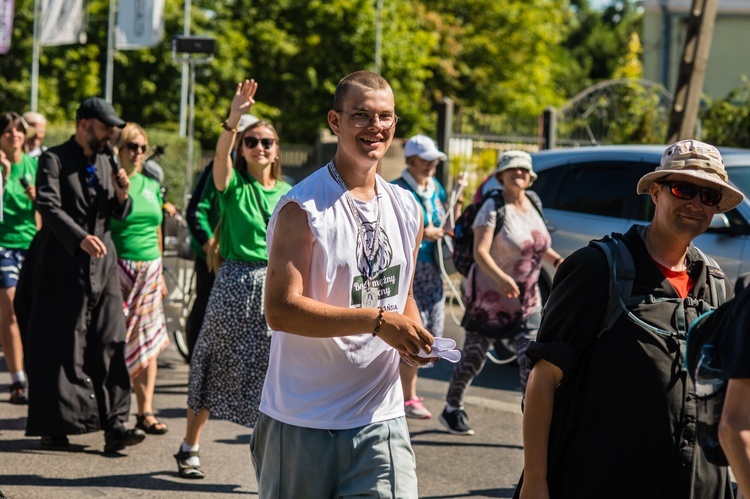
[176,79,291,479]
[0,112,38,405]
[111,123,170,435]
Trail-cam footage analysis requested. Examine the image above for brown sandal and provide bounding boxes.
[135,412,168,435]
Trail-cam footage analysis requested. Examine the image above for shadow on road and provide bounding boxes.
[420,487,517,498]
[0,473,253,494]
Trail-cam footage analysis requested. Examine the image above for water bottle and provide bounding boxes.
[694,344,728,465]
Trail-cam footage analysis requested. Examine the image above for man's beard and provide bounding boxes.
[86,127,108,154]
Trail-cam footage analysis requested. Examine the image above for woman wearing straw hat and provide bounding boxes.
[440,150,563,436]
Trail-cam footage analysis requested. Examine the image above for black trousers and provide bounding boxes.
[185,256,215,362]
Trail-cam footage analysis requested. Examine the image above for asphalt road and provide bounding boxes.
[0,300,526,498]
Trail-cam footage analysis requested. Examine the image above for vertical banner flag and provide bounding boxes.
[0,0,13,54]
[40,0,86,46]
[116,0,164,50]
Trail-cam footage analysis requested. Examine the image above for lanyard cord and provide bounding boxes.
[328,161,382,280]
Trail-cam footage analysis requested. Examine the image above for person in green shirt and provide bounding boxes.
[111,123,170,435]
[175,79,291,479]
[0,112,38,405]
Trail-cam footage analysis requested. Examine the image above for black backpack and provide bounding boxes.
[452,189,544,277]
[591,227,726,340]
[592,229,729,465]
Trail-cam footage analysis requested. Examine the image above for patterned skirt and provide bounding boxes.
[118,258,170,379]
[187,260,269,428]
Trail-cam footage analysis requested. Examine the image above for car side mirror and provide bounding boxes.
[709,213,731,230]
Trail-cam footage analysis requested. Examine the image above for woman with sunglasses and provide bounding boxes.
[110,123,170,435]
[175,79,291,479]
[0,112,39,405]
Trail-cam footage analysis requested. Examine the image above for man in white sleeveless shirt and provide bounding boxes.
[253,71,435,498]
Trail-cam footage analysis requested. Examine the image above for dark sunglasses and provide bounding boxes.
[86,164,99,187]
[243,137,275,150]
[657,180,723,207]
[126,142,148,154]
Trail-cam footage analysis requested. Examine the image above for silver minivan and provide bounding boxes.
[525,145,750,297]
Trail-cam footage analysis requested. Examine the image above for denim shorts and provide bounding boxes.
[0,247,26,289]
[251,413,418,498]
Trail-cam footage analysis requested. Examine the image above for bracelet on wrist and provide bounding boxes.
[220,120,238,133]
[372,307,387,337]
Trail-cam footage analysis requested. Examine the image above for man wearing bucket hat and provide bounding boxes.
[516,139,740,499]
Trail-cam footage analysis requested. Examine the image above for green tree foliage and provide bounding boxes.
[700,81,750,148]
[2,0,590,141]
[422,0,574,116]
[1,0,664,192]
[564,0,643,92]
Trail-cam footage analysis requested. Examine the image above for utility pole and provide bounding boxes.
[666,0,719,143]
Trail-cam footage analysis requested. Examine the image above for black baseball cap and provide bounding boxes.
[76,97,126,128]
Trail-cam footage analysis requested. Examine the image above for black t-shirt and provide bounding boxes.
[519,225,734,499]
[713,285,750,379]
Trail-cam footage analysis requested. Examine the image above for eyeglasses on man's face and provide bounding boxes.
[243,137,276,150]
[657,180,723,207]
[338,111,399,130]
[126,142,147,154]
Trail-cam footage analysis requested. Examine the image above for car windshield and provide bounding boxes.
[730,166,750,197]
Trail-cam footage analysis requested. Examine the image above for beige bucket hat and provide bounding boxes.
[493,150,538,183]
[636,139,744,213]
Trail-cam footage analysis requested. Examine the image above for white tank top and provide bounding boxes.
[260,165,421,430]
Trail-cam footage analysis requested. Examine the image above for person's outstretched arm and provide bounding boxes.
[264,201,434,366]
[519,359,563,499]
[213,79,258,192]
[719,378,750,498]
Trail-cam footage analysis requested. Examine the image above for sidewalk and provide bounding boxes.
[0,302,525,498]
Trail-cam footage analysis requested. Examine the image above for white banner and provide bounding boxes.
[0,0,13,54]
[40,0,86,46]
[115,0,164,50]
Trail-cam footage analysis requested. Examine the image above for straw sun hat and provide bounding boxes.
[636,139,744,213]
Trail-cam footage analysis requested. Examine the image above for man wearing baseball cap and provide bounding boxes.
[15,97,143,454]
[516,139,740,498]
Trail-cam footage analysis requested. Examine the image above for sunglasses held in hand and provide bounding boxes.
[657,181,723,207]
[243,137,275,150]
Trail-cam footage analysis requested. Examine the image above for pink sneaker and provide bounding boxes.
[404,397,432,419]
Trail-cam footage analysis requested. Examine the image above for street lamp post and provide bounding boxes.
[171,35,216,208]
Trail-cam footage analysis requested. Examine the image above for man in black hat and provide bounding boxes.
[15,97,145,453]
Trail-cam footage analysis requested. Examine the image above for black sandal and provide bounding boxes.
[135,412,168,435]
[175,447,206,479]
[9,381,28,405]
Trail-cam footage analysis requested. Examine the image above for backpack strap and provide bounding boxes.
[526,190,545,220]
[593,232,685,339]
[591,237,634,338]
[693,247,727,307]
[484,189,505,236]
